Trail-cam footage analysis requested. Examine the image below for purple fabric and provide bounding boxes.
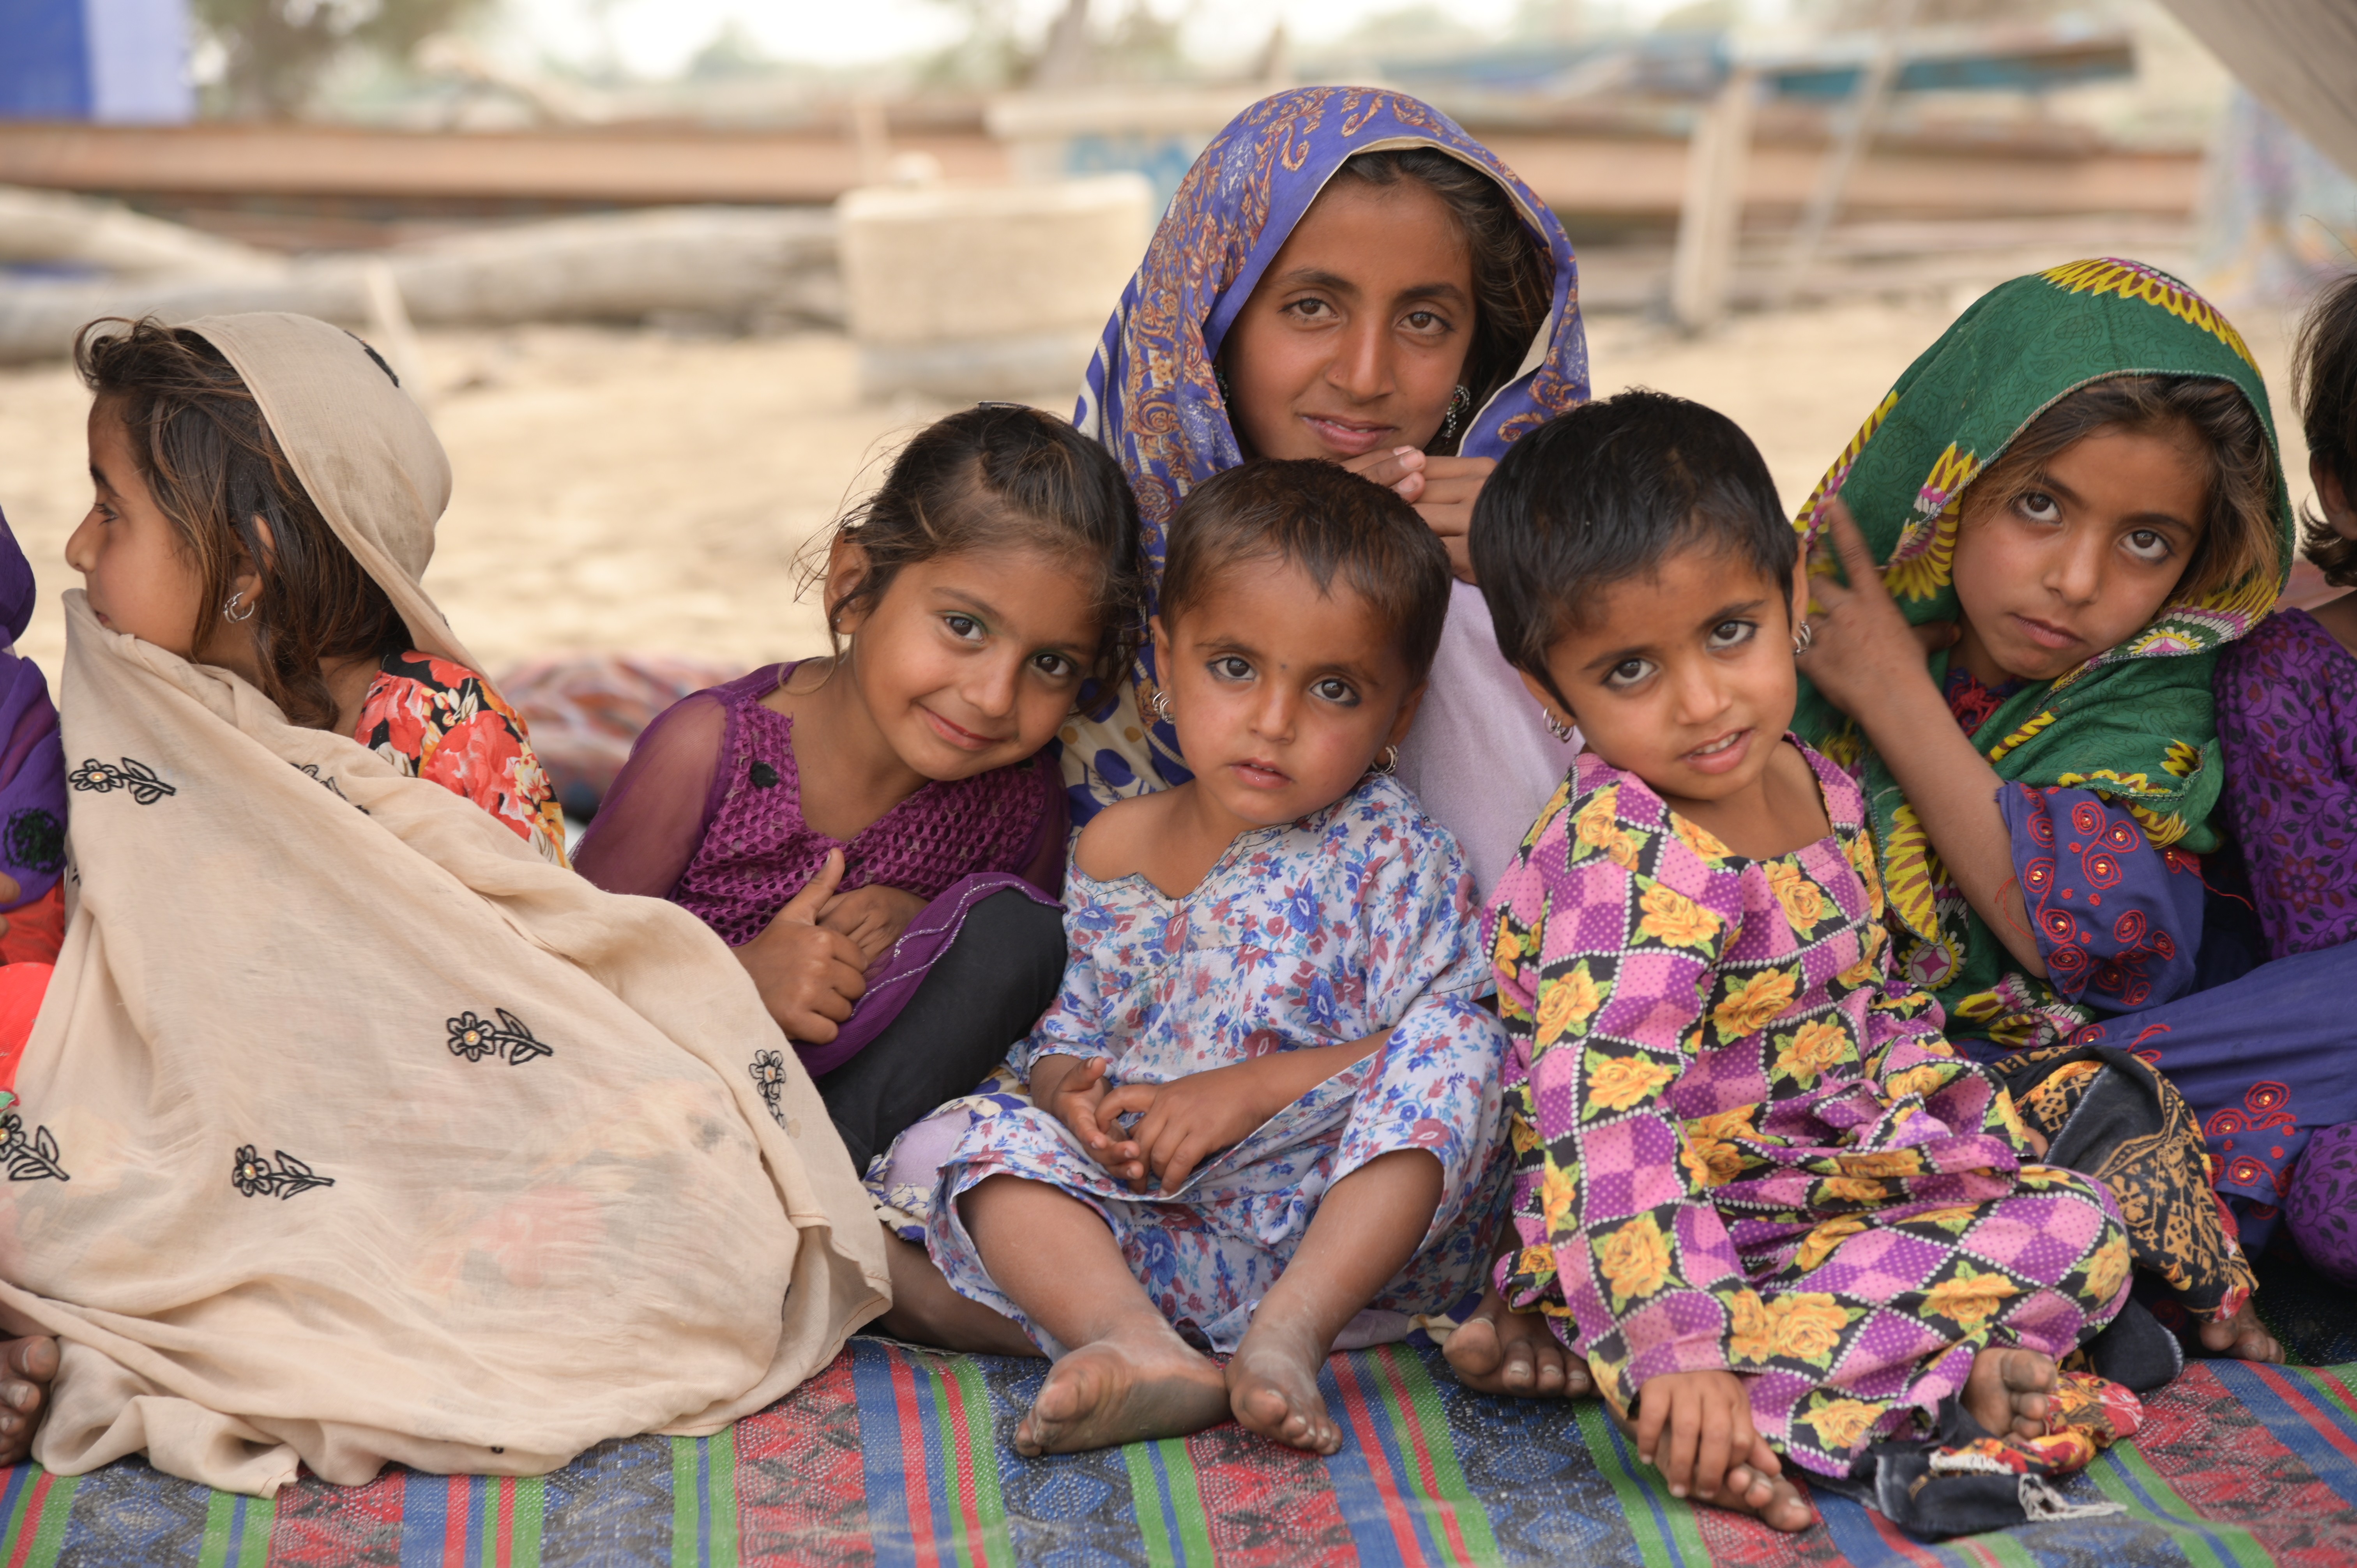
[2286,1119,2357,1287]
[0,509,62,911]
[795,871,1059,1077]
[2216,607,2357,958]
[574,663,1063,926]
[0,507,33,646]
[1996,782,2207,1012]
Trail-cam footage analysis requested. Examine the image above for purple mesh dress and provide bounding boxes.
[573,664,1071,1169]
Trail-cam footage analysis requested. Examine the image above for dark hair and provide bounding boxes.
[1327,148,1552,455]
[1968,374,2281,602]
[1159,458,1451,681]
[1471,390,1793,701]
[2293,270,2357,586]
[816,403,1144,686]
[75,316,406,731]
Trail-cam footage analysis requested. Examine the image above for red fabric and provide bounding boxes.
[0,961,51,1092]
[0,885,64,968]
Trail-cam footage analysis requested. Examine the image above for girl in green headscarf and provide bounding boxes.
[1795,259,2294,1362]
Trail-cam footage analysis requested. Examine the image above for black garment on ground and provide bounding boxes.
[813,888,1067,1172]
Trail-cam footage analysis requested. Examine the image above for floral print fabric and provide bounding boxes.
[2216,607,2357,958]
[1488,742,2130,1480]
[899,773,1509,1354]
[357,652,567,865]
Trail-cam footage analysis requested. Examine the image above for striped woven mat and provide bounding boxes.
[1,1341,2353,1566]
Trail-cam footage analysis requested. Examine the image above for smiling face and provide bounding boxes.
[67,398,212,655]
[1527,544,1805,815]
[832,542,1103,782]
[1153,555,1424,830]
[1219,176,1475,463]
[1949,424,2210,685]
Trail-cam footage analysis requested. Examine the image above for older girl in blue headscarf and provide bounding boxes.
[1065,86,1592,897]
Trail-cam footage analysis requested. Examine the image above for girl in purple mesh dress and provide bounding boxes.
[2218,270,2357,1285]
[574,405,1142,1175]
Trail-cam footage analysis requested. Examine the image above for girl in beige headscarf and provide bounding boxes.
[0,313,885,1495]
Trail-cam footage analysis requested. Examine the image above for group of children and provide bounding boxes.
[0,82,2349,1539]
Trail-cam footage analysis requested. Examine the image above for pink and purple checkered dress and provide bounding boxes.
[1487,740,2131,1479]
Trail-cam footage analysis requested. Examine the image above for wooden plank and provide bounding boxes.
[0,122,1009,204]
[0,120,2197,220]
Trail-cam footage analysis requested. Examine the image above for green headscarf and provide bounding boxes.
[1793,258,2295,1049]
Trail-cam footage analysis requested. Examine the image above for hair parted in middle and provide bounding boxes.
[1471,388,1794,702]
[813,401,1147,687]
[1158,457,1452,682]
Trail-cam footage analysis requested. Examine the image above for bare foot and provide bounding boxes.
[0,1337,56,1466]
[2198,1300,2283,1363]
[873,1231,1041,1358]
[1228,1315,1342,1455]
[1963,1346,2056,1441]
[1014,1328,1230,1456]
[1700,1443,1816,1533]
[1443,1285,1592,1399]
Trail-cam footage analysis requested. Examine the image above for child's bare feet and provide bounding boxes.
[0,1337,56,1466]
[1014,1326,1230,1456]
[1228,1314,1341,1454]
[1963,1346,2056,1440]
[1702,1442,1816,1533]
[1443,1284,1593,1399]
[2198,1301,2283,1363]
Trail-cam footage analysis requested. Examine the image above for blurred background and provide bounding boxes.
[0,0,2350,807]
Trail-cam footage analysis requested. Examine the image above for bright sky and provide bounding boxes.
[498,0,1700,77]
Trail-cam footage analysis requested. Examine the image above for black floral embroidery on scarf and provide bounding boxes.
[295,763,368,814]
[445,1009,552,1065]
[0,1109,68,1182]
[749,1048,789,1126]
[69,757,175,805]
[232,1146,332,1199]
[3,808,62,874]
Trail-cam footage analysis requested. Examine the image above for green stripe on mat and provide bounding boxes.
[1571,1401,1709,1568]
[486,1476,546,1568]
[9,1473,77,1568]
[670,1430,739,1568]
[1121,1438,1214,1568]
[2085,1439,2272,1568]
[944,1357,1014,1568]
[198,1490,277,1568]
[1371,1344,1507,1566]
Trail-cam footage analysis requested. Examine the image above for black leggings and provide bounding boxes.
[812,888,1067,1172]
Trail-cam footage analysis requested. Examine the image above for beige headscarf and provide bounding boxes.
[0,313,887,1496]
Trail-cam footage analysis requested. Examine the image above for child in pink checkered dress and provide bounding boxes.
[1451,392,2136,1536]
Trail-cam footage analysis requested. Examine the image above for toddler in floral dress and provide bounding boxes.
[889,460,1507,1459]
[1461,392,2135,1538]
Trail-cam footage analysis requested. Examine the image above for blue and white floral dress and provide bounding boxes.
[872,772,1509,1356]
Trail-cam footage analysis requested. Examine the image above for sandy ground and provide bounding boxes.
[0,300,2315,682]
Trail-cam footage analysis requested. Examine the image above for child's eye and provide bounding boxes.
[1402,310,1449,335]
[1031,651,1077,680]
[1284,298,1334,323]
[1603,657,1654,689]
[2122,529,2173,564]
[2015,490,2061,524]
[1707,620,1757,650]
[1209,655,1254,682]
[1310,677,1358,706]
[943,613,985,641]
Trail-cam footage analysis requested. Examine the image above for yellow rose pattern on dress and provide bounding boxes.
[1485,741,2132,1480]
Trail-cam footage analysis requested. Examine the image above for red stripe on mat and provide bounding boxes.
[889,1351,942,1568]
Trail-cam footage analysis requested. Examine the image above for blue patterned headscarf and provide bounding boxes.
[1063,86,1591,817]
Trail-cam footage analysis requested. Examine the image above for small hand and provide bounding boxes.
[734,849,869,1043]
[1342,448,1496,582]
[818,882,927,965]
[1635,1369,1774,1503]
[1097,1061,1276,1194]
[1798,498,1960,720]
[1038,1055,1145,1180]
